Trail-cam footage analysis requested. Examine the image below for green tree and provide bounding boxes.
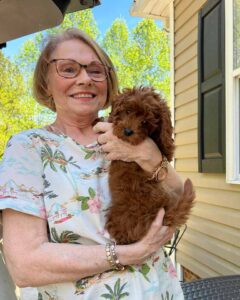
[101,19,130,86]
[102,18,170,99]
[0,51,39,157]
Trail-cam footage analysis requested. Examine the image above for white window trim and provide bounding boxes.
[225,0,240,184]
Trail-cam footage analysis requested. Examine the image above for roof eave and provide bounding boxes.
[130,0,170,29]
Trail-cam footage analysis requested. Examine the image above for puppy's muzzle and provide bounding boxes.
[124,128,134,136]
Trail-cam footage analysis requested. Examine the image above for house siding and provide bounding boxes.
[174,0,240,278]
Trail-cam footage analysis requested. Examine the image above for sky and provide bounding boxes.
[2,0,161,60]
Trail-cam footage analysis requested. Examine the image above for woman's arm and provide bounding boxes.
[94,122,184,194]
[2,208,172,288]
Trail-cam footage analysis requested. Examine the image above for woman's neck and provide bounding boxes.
[51,115,99,145]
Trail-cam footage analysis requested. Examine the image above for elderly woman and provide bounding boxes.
[0,28,184,299]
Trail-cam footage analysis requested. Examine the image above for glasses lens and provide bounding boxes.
[86,63,107,81]
[56,60,79,78]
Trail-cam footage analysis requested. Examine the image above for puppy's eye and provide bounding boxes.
[142,120,147,126]
[126,109,133,115]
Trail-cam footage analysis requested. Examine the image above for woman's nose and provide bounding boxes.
[75,67,92,84]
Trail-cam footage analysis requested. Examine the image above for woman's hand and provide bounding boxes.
[94,122,136,162]
[93,121,163,173]
[134,209,175,263]
[117,209,175,266]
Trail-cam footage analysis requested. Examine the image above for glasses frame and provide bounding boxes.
[48,58,111,82]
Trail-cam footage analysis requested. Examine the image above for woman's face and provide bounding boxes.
[47,39,108,120]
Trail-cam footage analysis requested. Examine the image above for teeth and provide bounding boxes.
[72,93,93,98]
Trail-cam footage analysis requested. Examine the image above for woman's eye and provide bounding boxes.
[126,110,132,115]
[63,67,75,73]
[89,68,102,74]
[59,63,77,74]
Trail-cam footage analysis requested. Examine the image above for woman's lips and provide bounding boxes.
[70,92,96,101]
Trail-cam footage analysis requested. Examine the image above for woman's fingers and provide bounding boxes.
[93,121,112,134]
[94,122,135,161]
[153,208,165,225]
[143,209,166,242]
[93,122,116,147]
[102,143,132,161]
[97,132,112,145]
[94,122,161,167]
[139,208,176,257]
[148,208,165,234]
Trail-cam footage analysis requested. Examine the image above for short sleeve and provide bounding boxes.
[0,133,46,219]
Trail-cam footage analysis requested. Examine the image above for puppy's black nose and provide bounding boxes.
[124,128,134,136]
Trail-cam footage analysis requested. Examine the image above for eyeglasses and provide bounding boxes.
[48,59,110,82]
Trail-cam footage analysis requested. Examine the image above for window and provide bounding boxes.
[198,0,225,173]
[226,0,240,183]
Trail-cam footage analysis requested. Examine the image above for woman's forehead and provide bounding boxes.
[50,39,100,62]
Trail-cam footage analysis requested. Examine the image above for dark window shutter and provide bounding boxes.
[198,0,225,173]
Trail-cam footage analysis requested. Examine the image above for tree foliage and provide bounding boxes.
[0,52,39,157]
[102,18,170,98]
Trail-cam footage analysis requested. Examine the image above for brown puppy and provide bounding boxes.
[105,86,195,245]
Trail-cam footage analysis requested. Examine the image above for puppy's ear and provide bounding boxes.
[110,95,125,120]
[152,100,175,161]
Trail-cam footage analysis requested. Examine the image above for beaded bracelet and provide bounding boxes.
[148,155,169,182]
[105,241,125,271]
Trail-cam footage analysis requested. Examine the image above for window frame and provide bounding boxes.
[225,0,240,184]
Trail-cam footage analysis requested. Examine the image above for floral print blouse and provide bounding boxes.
[0,128,184,300]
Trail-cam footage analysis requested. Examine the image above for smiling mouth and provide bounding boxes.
[70,93,96,99]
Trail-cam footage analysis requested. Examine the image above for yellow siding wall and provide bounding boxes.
[174,0,240,278]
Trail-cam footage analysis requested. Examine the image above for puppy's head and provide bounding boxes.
[110,86,173,152]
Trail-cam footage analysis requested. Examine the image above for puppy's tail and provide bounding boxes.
[172,179,195,227]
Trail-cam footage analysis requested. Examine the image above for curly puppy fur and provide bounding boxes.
[105,86,195,245]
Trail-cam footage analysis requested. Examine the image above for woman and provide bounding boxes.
[0,28,184,299]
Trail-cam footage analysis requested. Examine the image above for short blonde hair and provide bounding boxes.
[33,28,119,112]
